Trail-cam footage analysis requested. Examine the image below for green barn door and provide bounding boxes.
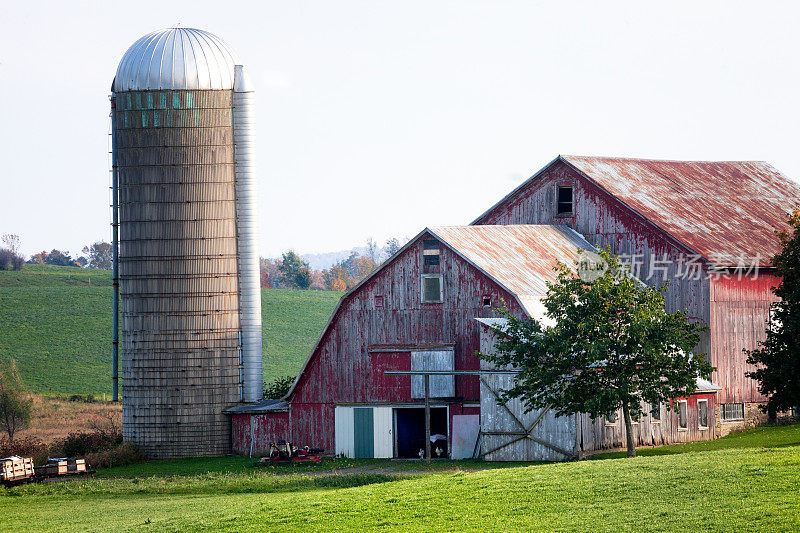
[353,408,374,458]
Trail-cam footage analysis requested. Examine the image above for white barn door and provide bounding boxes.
[372,407,393,458]
[334,406,354,457]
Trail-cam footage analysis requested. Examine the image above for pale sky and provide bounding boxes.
[1,1,799,258]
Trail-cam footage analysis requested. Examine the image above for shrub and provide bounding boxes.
[60,430,120,458]
[68,394,95,403]
[86,442,144,469]
[0,435,49,464]
[264,376,295,399]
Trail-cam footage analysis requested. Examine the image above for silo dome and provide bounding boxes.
[113,27,239,92]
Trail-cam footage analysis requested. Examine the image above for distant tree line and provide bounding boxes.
[29,241,113,270]
[261,237,406,291]
[3,233,406,284]
[0,234,114,271]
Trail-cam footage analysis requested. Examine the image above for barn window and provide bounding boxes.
[697,399,709,429]
[374,295,384,308]
[556,186,573,215]
[722,403,745,421]
[677,400,688,430]
[605,411,617,426]
[423,239,440,267]
[650,403,661,422]
[482,295,492,307]
[421,274,443,303]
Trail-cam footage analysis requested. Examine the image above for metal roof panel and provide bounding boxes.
[561,156,800,266]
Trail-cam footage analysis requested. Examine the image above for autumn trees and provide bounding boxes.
[261,237,405,291]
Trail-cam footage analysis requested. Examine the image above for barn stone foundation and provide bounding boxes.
[716,402,798,437]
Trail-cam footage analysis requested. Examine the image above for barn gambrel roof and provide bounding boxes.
[284,224,595,399]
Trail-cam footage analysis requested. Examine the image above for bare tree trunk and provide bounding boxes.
[767,404,777,424]
[622,401,636,457]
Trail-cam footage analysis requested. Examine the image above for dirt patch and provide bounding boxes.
[13,395,122,444]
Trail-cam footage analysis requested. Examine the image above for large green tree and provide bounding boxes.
[482,250,713,457]
[747,208,800,418]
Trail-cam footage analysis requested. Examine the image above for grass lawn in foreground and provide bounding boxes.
[2,424,799,532]
[593,421,800,459]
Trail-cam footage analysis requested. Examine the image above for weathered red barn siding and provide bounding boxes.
[474,159,711,350]
[231,412,289,456]
[286,232,526,451]
[709,273,780,404]
[577,393,718,453]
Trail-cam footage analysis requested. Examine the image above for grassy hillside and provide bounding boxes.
[0,265,340,395]
[2,424,799,531]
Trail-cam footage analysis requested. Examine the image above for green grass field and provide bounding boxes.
[0,265,340,395]
[2,424,799,531]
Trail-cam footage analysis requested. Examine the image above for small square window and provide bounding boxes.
[650,403,661,422]
[698,399,709,429]
[556,186,573,215]
[422,275,443,303]
[482,296,491,307]
[677,400,688,430]
[605,411,617,425]
[374,295,384,308]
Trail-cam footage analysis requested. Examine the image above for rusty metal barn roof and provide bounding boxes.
[560,156,800,266]
[429,225,595,317]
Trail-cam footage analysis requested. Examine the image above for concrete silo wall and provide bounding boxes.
[114,90,241,458]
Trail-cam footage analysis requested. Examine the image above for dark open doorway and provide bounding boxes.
[394,407,448,458]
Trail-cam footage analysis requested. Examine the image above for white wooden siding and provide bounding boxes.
[411,350,455,398]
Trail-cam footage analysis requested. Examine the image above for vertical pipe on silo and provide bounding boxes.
[233,65,264,402]
[110,94,120,402]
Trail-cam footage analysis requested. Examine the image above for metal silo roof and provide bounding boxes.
[113,27,240,92]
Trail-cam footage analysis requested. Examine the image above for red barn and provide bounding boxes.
[230,225,593,457]
[474,155,800,434]
[230,155,799,458]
